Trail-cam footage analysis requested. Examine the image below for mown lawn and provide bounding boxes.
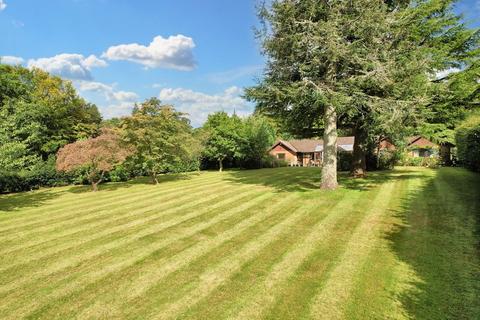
[0,167,478,319]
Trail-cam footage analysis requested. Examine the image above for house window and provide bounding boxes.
[277,153,285,160]
[419,149,430,157]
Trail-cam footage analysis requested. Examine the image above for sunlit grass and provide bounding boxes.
[0,167,478,319]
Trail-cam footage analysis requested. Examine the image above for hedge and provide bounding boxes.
[455,113,480,172]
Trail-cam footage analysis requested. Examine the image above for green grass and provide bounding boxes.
[0,167,478,319]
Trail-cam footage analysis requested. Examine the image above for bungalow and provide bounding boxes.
[270,135,453,167]
[407,135,454,164]
[269,136,355,166]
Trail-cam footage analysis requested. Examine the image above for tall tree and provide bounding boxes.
[349,0,479,174]
[122,98,194,184]
[0,65,102,165]
[246,0,426,187]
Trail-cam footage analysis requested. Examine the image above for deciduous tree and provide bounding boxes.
[56,130,131,191]
[122,98,195,184]
[202,112,243,172]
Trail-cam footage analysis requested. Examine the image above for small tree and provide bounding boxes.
[240,115,277,168]
[56,130,132,191]
[202,112,243,172]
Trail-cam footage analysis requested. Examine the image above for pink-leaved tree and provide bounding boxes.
[56,130,132,191]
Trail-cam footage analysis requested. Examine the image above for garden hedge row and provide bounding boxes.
[455,113,480,172]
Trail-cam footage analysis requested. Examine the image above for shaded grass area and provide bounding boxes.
[0,167,478,319]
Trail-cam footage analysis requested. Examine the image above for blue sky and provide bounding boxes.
[1,0,479,126]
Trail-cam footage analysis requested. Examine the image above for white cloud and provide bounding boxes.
[28,53,107,80]
[75,80,138,102]
[111,90,138,102]
[74,80,139,119]
[159,86,253,126]
[102,35,196,70]
[1,55,24,65]
[207,65,263,84]
[101,101,136,119]
[0,1,6,11]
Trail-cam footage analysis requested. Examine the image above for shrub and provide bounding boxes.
[455,113,480,172]
[397,152,440,168]
[262,154,288,168]
[337,151,352,171]
[0,156,75,194]
[108,164,131,182]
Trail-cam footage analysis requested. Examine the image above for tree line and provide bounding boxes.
[0,67,278,192]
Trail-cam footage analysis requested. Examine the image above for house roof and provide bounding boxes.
[272,136,355,153]
[407,136,437,148]
[289,139,323,153]
[271,140,298,153]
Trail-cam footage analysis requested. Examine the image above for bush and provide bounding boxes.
[455,113,480,172]
[366,150,400,171]
[108,164,131,182]
[261,154,288,168]
[397,153,440,168]
[337,151,352,171]
[0,171,32,193]
[0,157,75,194]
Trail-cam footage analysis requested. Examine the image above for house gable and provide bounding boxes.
[408,136,438,148]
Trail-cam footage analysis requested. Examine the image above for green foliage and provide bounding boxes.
[122,98,200,182]
[202,111,244,170]
[0,157,72,193]
[398,153,440,168]
[0,65,102,159]
[367,150,401,171]
[455,112,480,172]
[261,154,288,168]
[337,151,353,172]
[410,1,479,143]
[239,116,277,169]
[0,141,40,171]
[0,64,102,192]
[107,164,131,182]
[201,112,277,170]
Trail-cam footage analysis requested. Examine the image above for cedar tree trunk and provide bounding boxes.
[351,124,367,178]
[321,104,338,190]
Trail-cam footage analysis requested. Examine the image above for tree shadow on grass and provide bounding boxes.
[0,189,64,212]
[383,168,480,319]
[66,172,198,194]
[225,167,424,192]
[0,172,199,211]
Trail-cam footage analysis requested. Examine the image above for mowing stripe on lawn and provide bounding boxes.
[0,176,233,236]
[0,184,271,295]
[0,177,249,258]
[228,189,364,320]
[259,181,389,320]
[0,169,298,282]
[3,168,292,253]
[340,177,411,320]
[153,190,363,320]
[0,167,282,231]
[0,172,218,221]
[2,189,291,318]
[309,180,397,320]
[3,168,296,253]
[50,193,302,319]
